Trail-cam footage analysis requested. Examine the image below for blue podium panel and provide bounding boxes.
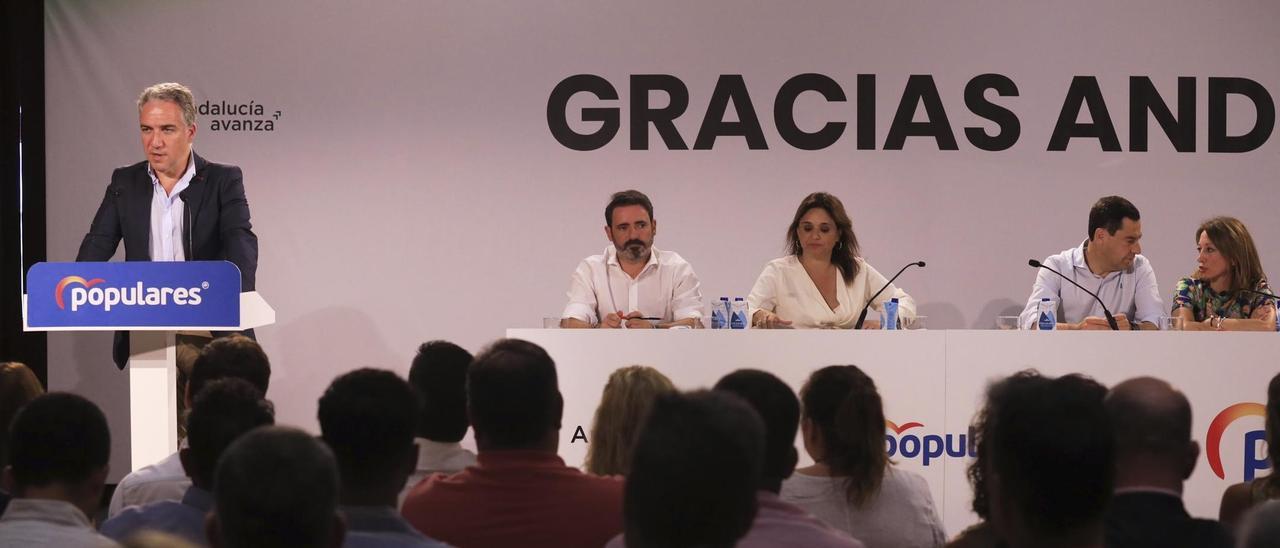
[26,261,241,328]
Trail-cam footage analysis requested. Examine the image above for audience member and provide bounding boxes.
[0,393,115,547]
[401,338,623,548]
[1103,377,1232,548]
[946,372,1038,548]
[714,370,865,547]
[108,335,271,517]
[983,371,1111,548]
[403,341,476,502]
[0,361,44,517]
[610,390,764,548]
[586,365,675,476]
[780,365,945,547]
[319,368,447,547]
[1235,499,1280,548]
[101,379,273,545]
[1220,372,1280,528]
[207,426,344,548]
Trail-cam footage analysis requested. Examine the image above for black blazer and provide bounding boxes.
[76,152,259,368]
[1105,491,1233,548]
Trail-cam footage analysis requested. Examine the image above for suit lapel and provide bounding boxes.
[128,165,153,259]
[180,153,209,259]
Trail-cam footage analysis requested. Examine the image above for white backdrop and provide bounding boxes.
[42,1,1280,481]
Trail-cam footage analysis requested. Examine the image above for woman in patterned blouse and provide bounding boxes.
[1170,216,1277,331]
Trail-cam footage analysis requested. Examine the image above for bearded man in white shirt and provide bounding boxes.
[1019,196,1163,330]
[561,190,703,329]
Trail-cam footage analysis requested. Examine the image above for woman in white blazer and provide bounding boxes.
[748,192,916,329]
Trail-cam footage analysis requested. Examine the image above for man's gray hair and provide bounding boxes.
[137,82,197,127]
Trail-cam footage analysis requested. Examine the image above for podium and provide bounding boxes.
[22,261,274,471]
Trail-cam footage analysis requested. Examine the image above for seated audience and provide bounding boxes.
[1104,377,1232,548]
[319,368,447,547]
[1172,216,1277,331]
[109,335,271,517]
[0,361,44,517]
[610,390,764,548]
[101,379,273,545]
[403,340,476,502]
[714,369,865,547]
[1236,500,1280,548]
[586,365,675,476]
[982,371,1111,548]
[780,365,945,547]
[1220,372,1280,527]
[401,338,623,547]
[0,393,115,547]
[206,426,345,548]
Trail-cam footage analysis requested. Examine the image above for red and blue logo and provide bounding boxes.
[884,419,975,465]
[1206,402,1269,481]
[54,276,105,310]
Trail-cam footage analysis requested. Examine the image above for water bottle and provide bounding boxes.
[1037,298,1057,331]
[730,297,748,329]
[883,298,899,330]
[711,297,729,329]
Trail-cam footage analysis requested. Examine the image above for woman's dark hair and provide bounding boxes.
[1194,216,1268,296]
[800,365,885,507]
[967,370,1043,519]
[787,192,860,284]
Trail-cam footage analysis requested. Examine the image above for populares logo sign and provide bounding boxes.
[884,419,976,466]
[54,275,205,312]
[1206,402,1270,481]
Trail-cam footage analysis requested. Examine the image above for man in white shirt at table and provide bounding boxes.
[1019,196,1163,330]
[561,190,703,329]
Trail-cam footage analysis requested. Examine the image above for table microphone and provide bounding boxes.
[854,261,925,329]
[1027,259,1119,330]
[1232,286,1280,303]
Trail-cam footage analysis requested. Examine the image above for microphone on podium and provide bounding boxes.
[854,261,925,330]
[1027,259,1119,330]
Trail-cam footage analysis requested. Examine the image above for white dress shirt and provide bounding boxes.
[1019,241,1163,329]
[147,152,197,262]
[562,246,703,325]
[747,256,916,329]
[398,438,478,507]
[0,499,118,547]
[106,450,190,518]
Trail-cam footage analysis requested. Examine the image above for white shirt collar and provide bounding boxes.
[146,151,197,194]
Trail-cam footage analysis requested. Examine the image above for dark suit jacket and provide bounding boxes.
[1105,491,1233,548]
[76,152,259,368]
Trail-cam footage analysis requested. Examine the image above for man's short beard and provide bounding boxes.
[621,243,650,262]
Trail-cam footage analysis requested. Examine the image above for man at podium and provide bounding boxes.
[75,82,258,369]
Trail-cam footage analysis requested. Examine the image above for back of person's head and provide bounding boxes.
[1238,499,1280,548]
[1266,372,1280,490]
[5,393,109,510]
[1104,377,1195,479]
[624,390,764,548]
[985,371,1112,545]
[467,338,562,451]
[210,426,342,548]
[189,335,271,400]
[714,369,799,492]
[800,365,886,507]
[184,378,274,489]
[0,362,44,470]
[586,365,675,475]
[318,368,419,495]
[1087,195,1140,240]
[408,340,472,443]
